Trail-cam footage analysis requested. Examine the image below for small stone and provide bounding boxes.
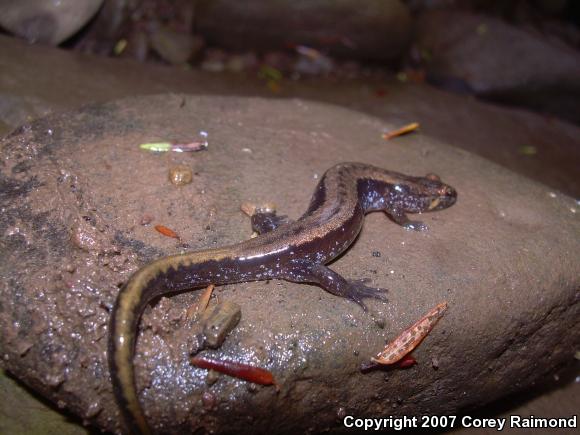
[201,391,216,410]
[15,340,33,356]
[140,214,153,225]
[46,373,65,388]
[70,222,101,252]
[205,370,220,385]
[240,202,256,217]
[201,301,242,349]
[246,383,258,393]
[85,401,102,418]
[169,165,193,186]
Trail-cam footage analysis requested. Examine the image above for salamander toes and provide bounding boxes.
[346,280,388,309]
[403,221,428,231]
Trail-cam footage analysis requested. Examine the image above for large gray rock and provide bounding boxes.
[0,94,578,433]
[0,0,103,45]
[195,0,412,61]
[414,10,580,124]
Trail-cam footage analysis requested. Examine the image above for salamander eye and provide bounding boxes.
[438,185,456,197]
[425,173,440,182]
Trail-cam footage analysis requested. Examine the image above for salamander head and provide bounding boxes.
[396,173,457,213]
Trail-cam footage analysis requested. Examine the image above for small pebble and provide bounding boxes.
[86,401,103,418]
[140,214,153,225]
[201,301,242,348]
[169,165,193,186]
[71,223,101,252]
[240,202,256,217]
[201,391,216,410]
[205,369,220,385]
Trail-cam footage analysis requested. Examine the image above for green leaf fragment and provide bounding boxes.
[139,142,172,152]
[259,65,282,81]
[114,39,127,55]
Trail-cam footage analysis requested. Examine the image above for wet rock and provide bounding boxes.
[413,10,580,124]
[0,0,104,45]
[196,0,412,62]
[0,95,578,434]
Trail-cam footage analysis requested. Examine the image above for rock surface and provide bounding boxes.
[195,0,412,62]
[413,10,580,124]
[0,94,578,433]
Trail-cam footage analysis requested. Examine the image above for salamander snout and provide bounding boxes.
[428,183,457,210]
[411,173,457,212]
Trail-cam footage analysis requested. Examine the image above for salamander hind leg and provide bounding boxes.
[280,261,387,311]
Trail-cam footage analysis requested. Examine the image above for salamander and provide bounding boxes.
[108,162,457,434]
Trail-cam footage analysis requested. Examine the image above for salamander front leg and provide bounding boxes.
[251,208,291,234]
[384,205,428,231]
[281,261,387,311]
